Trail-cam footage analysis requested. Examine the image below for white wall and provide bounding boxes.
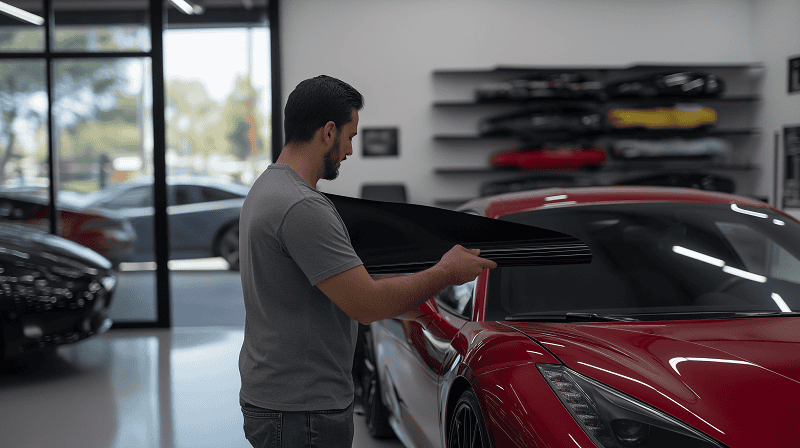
[752,0,800,208]
[280,0,759,205]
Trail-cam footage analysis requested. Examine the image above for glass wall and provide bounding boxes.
[0,57,53,238]
[0,0,273,327]
[165,3,270,327]
[0,60,47,199]
[0,0,160,324]
[0,1,45,52]
[53,57,158,322]
[53,0,150,53]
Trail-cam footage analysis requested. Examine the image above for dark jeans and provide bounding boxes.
[241,400,354,448]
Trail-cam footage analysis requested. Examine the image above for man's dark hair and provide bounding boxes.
[283,75,364,145]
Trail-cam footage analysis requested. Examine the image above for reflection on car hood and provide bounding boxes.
[504,319,800,446]
[0,223,112,270]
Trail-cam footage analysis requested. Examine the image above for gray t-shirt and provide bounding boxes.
[238,164,363,411]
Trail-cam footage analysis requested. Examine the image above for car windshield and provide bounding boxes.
[486,202,800,321]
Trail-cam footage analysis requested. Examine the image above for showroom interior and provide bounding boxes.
[0,0,799,447]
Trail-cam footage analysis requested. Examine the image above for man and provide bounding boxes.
[238,75,496,448]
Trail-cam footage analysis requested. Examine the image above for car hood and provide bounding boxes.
[503,319,800,446]
[0,223,112,271]
[324,193,592,274]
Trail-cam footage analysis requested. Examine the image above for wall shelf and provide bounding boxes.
[432,95,761,107]
[432,63,765,76]
[431,62,764,199]
[434,162,758,175]
[433,128,761,141]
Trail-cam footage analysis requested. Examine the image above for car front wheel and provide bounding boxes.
[215,224,239,271]
[448,389,492,448]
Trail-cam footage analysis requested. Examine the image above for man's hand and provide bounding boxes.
[316,244,497,325]
[435,244,498,285]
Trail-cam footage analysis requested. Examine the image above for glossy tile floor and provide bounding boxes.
[0,327,405,448]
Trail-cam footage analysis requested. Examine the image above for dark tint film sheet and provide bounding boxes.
[325,193,592,275]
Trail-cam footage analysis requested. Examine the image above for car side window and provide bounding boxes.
[200,186,240,203]
[434,279,476,319]
[102,186,152,209]
[171,186,193,206]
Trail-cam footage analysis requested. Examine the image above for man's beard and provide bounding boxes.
[322,135,342,181]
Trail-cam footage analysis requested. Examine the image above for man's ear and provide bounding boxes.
[321,121,337,144]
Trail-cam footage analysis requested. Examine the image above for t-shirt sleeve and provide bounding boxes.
[279,196,363,285]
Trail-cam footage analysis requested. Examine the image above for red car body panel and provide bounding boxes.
[371,187,800,448]
[495,186,768,217]
[503,320,800,448]
[477,366,598,448]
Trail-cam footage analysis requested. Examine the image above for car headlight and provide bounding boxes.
[537,364,726,448]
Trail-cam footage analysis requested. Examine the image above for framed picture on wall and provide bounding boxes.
[789,55,800,94]
[362,127,399,157]
[783,125,800,208]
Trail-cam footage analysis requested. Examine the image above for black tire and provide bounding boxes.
[448,389,492,448]
[215,223,239,271]
[359,326,395,439]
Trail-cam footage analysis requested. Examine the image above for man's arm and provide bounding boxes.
[316,245,497,325]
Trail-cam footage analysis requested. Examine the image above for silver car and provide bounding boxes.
[75,176,249,270]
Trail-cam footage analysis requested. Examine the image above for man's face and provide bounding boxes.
[322,109,358,181]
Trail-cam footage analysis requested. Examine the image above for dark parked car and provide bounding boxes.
[606,71,725,98]
[354,187,800,448]
[0,193,135,266]
[0,223,116,360]
[475,72,604,101]
[478,105,604,140]
[75,176,249,270]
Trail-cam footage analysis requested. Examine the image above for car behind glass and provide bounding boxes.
[0,223,116,361]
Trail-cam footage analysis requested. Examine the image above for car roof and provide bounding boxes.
[458,186,770,218]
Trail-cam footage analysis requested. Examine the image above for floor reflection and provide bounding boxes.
[0,327,404,448]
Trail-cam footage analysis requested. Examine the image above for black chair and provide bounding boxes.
[360,184,407,203]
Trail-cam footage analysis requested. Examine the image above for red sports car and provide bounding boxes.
[355,187,800,448]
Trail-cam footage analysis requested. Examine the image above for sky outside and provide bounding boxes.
[164,27,271,111]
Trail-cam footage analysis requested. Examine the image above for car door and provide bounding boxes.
[167,184,244,259]
[99,185,154,259]
[393,280,475,448]
[166,184,205,255]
